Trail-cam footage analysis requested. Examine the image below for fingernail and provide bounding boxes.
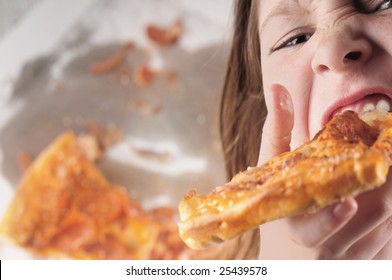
[333,200,353,219]
[273,85,292,113]
[278,90,289,108]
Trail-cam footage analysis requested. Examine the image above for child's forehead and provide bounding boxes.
[258,0,357,32]
[259,0,313,14]
[258,0,312,32]
[258,0,358,17]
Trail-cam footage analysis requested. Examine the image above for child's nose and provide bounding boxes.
[311,25,373,75]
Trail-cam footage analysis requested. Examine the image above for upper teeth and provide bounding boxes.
[376,99,390,111]
[362,99,391,113]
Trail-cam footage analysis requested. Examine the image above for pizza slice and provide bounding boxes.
[178,111,392,249]
[0,132,197,259]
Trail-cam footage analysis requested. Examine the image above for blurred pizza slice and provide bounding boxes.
[0,132,195,259]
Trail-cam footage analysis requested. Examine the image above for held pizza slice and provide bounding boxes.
[178,111,392,250]
[0,132,197,259]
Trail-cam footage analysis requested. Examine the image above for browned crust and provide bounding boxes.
[178,111,392,249]
[0,132,199,259]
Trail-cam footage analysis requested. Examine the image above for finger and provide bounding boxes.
[258,84,294,165]
[287,197,358,248]
[341,215,392,259]
[319,175,392,258]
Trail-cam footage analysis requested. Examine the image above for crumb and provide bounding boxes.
[134,65,158,87]
[165,71,177,87]
[84,122,123,156]
[128,99,162,117]
[146,21,183,47]
[17,151,33,172]
[117,66,131,85]
[123,41,135,51]
[141,46,153,55]
[130,145,171,163]
[89,51,125,75]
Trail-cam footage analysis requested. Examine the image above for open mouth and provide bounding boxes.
[333,93,392,115]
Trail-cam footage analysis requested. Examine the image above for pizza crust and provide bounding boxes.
[178,111,392,250]
[0,132,198,259]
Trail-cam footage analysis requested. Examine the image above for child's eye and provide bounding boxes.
[284,34,312,47]
[271,33,312,53]
[378,0,392,10]
[355,0,392,13]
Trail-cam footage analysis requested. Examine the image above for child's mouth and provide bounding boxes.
[332,93,392,117]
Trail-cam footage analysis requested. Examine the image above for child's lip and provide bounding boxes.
[321,87,392,128]
[332,94,392,116]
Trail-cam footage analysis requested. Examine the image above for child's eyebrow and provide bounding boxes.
[259,1,302,35]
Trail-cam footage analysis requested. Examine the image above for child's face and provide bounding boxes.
[258,0,392,149]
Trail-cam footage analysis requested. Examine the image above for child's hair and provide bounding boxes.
[220,0,267,180]
[215,0,264,259]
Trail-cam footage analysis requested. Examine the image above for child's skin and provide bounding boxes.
[256,0,392,259]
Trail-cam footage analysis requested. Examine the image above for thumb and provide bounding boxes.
[258,84,294,165]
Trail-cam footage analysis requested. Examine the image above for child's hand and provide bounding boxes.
[257,84,392,259]
[281,179,392,259]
